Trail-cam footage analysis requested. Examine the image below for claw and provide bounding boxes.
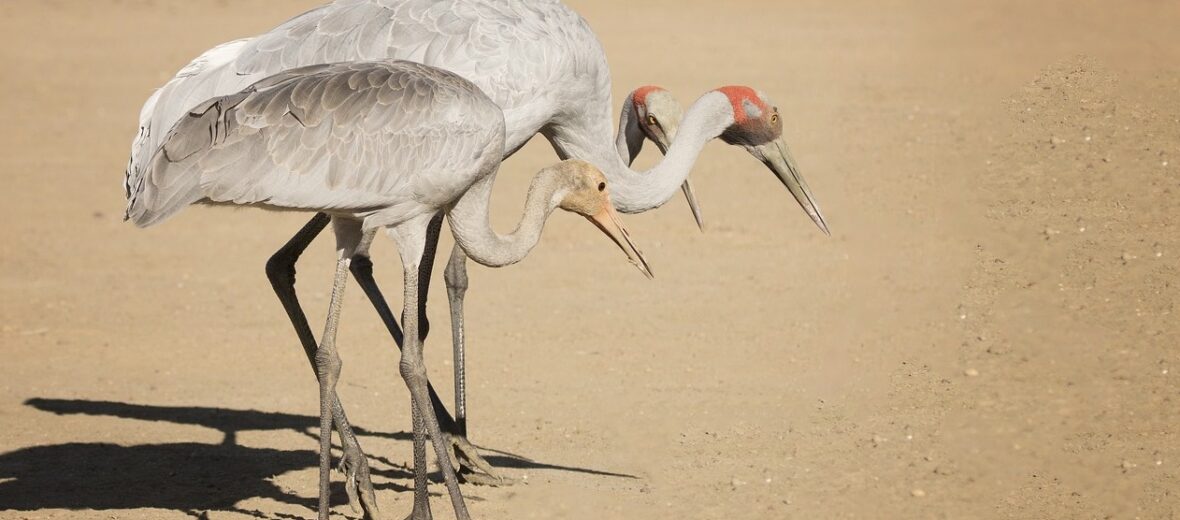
[338,443,385,520]
[338,458,362,515]
[450,435,513,486]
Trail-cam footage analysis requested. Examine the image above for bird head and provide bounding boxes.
[628,85,705,230]
[550,160,654,278]
[713,85,829,235]
[630,85,683,154]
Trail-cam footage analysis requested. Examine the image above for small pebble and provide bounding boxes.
[911,489,926,498]
[964,368,980,377]
[1121,461,1136,470]
[730,478,746,489]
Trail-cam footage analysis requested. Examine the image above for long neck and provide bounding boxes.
[446,167,563,268]
[549,91,733,214]
[614,91,646,165]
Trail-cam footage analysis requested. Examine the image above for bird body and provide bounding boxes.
[129,59,650,520]
[125,0,612,214]
[125,0,829,514]
[128,61,505,230]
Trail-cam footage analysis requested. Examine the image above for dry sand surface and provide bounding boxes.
[1,1,1178,518]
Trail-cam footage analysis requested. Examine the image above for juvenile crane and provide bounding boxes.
[127,60,652,520]
[124,0,827,505]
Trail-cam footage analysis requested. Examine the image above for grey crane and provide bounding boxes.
[123,0,827,510]
[127,60,652,520]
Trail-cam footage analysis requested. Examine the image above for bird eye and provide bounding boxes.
[597,182,606,192]
[770,113,779,123]
[646,114,658,126]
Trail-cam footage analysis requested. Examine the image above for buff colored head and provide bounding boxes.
[548,159,653,278]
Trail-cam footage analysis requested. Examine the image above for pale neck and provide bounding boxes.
[446,167,563,268]
[549,91,732,214]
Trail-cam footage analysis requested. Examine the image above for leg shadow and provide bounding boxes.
[0,442,315,514]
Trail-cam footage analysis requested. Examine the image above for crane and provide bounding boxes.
[128,60,652,520]
[123,0,828,512]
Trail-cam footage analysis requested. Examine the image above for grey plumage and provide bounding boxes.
[124,0,609,220]
[128,61,503,228]
[127,56,650,520]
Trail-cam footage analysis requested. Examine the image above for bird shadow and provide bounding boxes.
[0,398,635,516]
[0,441,320,518]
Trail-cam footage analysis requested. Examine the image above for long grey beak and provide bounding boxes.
[654,139,705,231]
[756,139,829,235]
[680,179,705,231]
[588,199,654,279]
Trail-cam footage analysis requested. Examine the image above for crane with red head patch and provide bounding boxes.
[709,85,828,235]
[616,85,703,229]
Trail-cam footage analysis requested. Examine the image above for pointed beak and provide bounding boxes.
[587,199,654,279]
[653,138,705,232]
[680,179,705,232]
[755,139,830,235]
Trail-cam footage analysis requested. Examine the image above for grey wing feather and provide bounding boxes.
[125,0,608,217]
[127,61,502,228]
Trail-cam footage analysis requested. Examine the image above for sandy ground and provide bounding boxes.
[1,0,1178,518]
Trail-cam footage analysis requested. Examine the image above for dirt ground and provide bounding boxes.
[1,0,1178,518]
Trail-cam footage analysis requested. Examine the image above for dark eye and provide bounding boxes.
[597,182,606,192]
[646,114,658,126]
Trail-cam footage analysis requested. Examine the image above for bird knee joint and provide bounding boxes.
[317,349,342,379]
[445,268,468,292]
[265,253,296,284]
[399,359,427,385]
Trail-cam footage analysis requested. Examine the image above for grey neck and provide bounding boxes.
[547,91,732,214]
[446,166,564,268]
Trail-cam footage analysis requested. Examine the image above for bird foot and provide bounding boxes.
[338,450,386,520]
[449,434,513,487]
[402,504,433,520]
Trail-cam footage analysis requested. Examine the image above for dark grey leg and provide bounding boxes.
[265,213,382,519]
[351,232,504,484]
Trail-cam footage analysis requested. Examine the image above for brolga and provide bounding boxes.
[123,0,828,507]
[126,60,652,520]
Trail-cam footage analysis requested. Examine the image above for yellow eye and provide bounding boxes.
[770,113,779,124]
[647,114,658,126]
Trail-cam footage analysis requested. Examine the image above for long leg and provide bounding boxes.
[391,216,471,520]
[352,233,503,483]
[444,245,469,438]
[408,212,443,520]
[265,213,383,518]
[314,219,371,520]
[442,246,505,484]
